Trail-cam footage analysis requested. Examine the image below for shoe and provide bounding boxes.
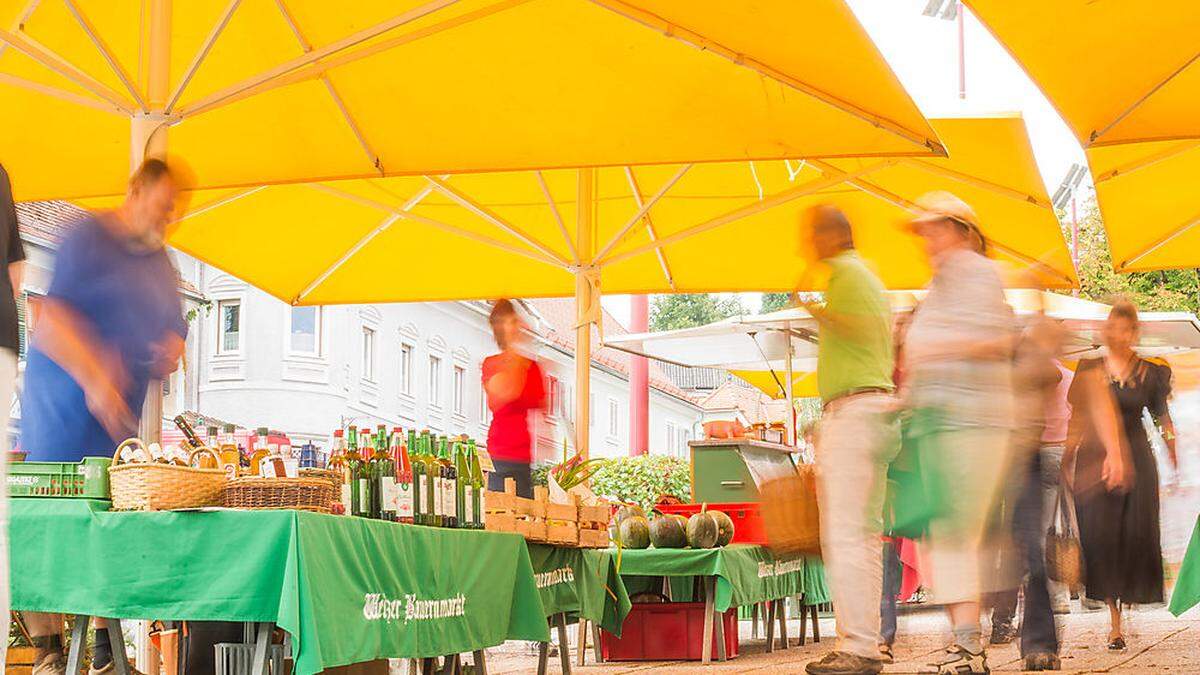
[1024,653,1061,671]
[32,650,67,675]
[919,645,990,674]
[1051,602,1071,615]
[879,644,895,664]
[805,650,884,675]
[1107,636,1126,651]
[88,661,147,675]
[989,620,1019,645]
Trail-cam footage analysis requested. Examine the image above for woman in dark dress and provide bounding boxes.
[1066,300,1178,650]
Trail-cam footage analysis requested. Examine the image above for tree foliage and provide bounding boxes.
[649,294,745,331]
[760,292,792,314]
[1070,199,1199,313]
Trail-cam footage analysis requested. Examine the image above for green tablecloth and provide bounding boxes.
[10,499,549,674]
[527,545,631,635]
[1169,516,1200,616]
[614,544,820,612]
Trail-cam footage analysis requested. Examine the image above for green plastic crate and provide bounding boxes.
[8,457,111,499]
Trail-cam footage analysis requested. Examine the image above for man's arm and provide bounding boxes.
[8,260,22,300]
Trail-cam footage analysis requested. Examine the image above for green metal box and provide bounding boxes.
[8,457,112,499]
[689,439,798,503]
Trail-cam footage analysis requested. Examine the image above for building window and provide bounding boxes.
[679,428,692,456]
[666,421,676,454]
[480,379,493,424]
[289,306,320,355]
[453,365,465,415]
[217,299,241,354]
[400,343,414,395]
[546,376,559,418]
[608,398,619,437]
[161,376,171,397]
[17,292,42,359]
[361,327,375,381]
[429,355,442,406]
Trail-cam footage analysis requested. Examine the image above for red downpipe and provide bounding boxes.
[629,295,650,455]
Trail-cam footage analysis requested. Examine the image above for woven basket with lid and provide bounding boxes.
[109,440,225,511]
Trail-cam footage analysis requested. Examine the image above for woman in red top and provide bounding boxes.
[482,299,545,498]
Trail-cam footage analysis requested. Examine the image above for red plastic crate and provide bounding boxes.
[601,602,739,661]
[654,502,765,545]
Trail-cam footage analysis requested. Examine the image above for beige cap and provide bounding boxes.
[908,191,987,253]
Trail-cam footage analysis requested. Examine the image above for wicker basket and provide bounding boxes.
[299,468,341,492]
[109,440,225,511]
[759,464,822,557]
[223,476,337,513]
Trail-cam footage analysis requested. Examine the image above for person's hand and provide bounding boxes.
[1101,454,1131,493]
[150,332,185,378]
[84,376,136,442]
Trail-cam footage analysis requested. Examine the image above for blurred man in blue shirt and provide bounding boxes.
[21,158,185,675]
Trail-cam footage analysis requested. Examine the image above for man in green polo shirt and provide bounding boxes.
[800,205,899,675]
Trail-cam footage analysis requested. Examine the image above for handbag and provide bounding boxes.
[884,407,949,539]
[1045,485,1084,589]
[760,463,821,557]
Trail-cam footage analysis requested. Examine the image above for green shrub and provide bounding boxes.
[590,454,690,512]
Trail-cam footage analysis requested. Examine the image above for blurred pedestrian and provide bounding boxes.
[20,158,187,675]
[903,192,1014,675]
[797,205,899,675]
[1066,299,1176,651]
[880,308,914,664]
[483,299,545,499]
[0,163,27,671]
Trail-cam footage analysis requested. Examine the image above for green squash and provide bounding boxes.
[709,510,735,547]
[614,504,646,526]
[649,514,688,548]
[618,515,652,549]
[686,512,719,549]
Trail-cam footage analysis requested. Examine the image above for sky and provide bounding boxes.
[602,0,1091,329]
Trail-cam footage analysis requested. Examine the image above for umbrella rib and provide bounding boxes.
[898,159,1050,208]
[0,28,135,114]
[597,160,895,268]
[274,0,384,175]
[62,0,148,112]
[308,183,569,270]
[1090,49,1200,146]
[586,0,946,156]
[0,72,124,114]
[624,168,676,290]
[807,158,916,210]
[170,185,269,224]
[295,213,402,303]
[594,164,690,262]
[425,176,571,266]
[986,241,1075,287]
[164,0,242,114]
[173,0,464,119]
[1092,140,1200,184]
[1118,211,1200,271]
[0,0,40,62]
[535,171,579,265]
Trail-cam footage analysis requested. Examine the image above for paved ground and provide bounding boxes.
[484,603,1199,673]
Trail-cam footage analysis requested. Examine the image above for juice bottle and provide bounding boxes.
[327,429,351,510]
[218,424,240,480]
[439,435,456,528]
[249,427,271,476]
[393,427,414,525]
[408,429,424,525]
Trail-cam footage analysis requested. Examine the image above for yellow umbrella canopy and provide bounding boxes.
[965,2,1200,272]
[965,1,1200,148]
[119,114,1072,305]
[0,0,943,201]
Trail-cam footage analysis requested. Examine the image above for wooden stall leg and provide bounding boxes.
[250,622,274,675]
[536,640,549,675]
[765,600,776,653]
[591,621,603,664]
[751,602,759,639]
[106,619,132,675]
[472,649,487,675]
[701,578,715,665]
[420,657,438,675]
[777,599,788,650]
[577,619,587,667]
[810,605,821,642]
[712,603,727,662]
[798,598,808,646]
[555,613,573,675]
[66,615,91,675]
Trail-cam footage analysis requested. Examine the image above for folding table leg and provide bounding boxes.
[472,649,487,675]
[66,615,91,675]
[798,599,808,646]
[751,602,759,639]
[765,600,776,653]
[713,604,727,662]
[810,605,821,642]
[591,622,603,664]
[555,614,572,675]
[536,640,548,675]
[577,619,587,667]
[106,619,132,675]
[250,622,273,675]
[700,578,715,665]
[777,599,788,650]
[420,657,437,675]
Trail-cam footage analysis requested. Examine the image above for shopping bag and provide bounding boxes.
[1046,485,1084,589]
[760,463,821,557]
[885,407,949,539]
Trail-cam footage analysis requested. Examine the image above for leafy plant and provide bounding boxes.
[589,454,691,512]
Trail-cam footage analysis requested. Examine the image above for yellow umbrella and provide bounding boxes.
[0,0,943,201]
[965,2,1200,271]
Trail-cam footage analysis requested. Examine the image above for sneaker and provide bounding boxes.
[1024,653,1061,671]
[806,650,884,675]
[879,644,895,664]
[32,650,67,675]
[989,620,1019,645]
[919,645,990,674]
[88,662,147,675]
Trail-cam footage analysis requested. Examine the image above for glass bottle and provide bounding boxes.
[408,429,424,525]
[393,427,414,524]
[467,438,485,529]
[421,430,440,526]
[372,426,395,521]
[249,427,271,476]
[438,435,456,528]
[346,426,366,516]
[454,436,469,529]
[218,424,240,480]
[327,428,351,510]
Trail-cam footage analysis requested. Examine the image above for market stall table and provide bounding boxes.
[612,544,826,664]
[527,544,631,674]
[1169,515,1200,617]
[10,499,550,674]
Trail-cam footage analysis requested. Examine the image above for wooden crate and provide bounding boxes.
[484,478,550,542]
[576,500,613,548]
[578,528,610,548]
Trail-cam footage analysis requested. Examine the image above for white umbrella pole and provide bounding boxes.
[574,168,595,460]
[785,322,795,446]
